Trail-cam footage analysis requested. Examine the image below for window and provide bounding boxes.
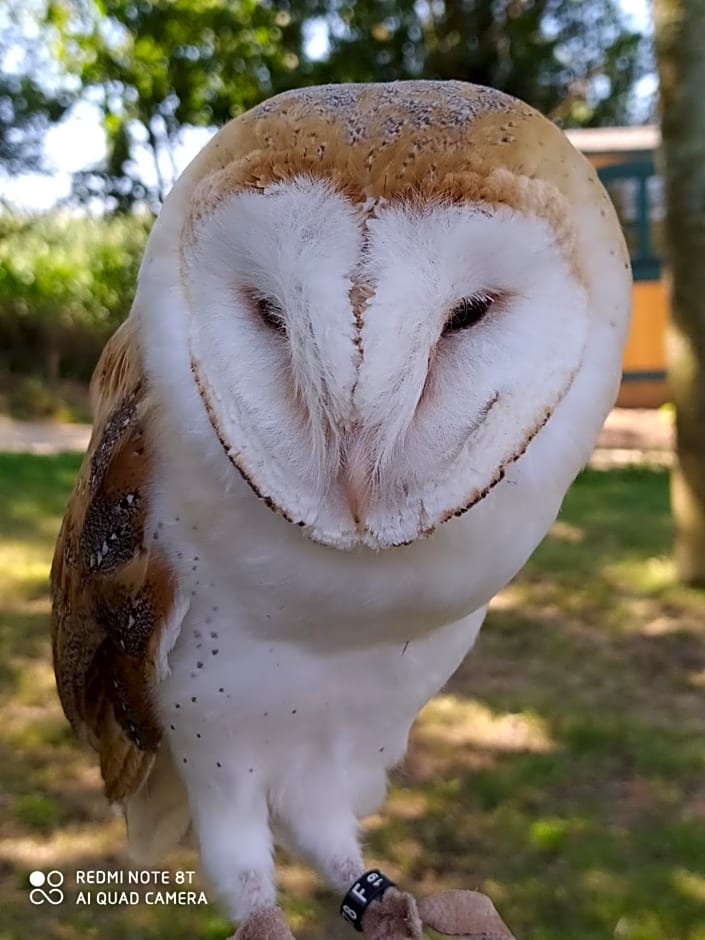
[598,159,662,281]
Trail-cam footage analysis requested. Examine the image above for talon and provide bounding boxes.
[417,889,516,939]
[232,906,296,940]
[361,886,424,939]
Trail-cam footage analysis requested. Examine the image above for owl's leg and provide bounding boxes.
[279,798,365,892]
[280,799,423,939]
[280,794,513,938]
[190,786,294,939]
[230,906,295,940]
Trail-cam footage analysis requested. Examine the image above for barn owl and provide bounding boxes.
[51,81,631,940]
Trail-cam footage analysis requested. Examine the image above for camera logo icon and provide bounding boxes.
[28,870,64,905]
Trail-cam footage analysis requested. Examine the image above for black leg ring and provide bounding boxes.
[340,869,396,932]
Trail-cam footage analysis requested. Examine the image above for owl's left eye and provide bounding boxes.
[254,295,287,334]
[443,291,498,334]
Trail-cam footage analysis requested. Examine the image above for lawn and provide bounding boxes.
[1,453,704,940]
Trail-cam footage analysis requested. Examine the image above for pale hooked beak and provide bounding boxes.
[341,430,373,529]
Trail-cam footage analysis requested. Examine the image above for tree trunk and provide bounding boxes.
[46,342,60,383]
[654,0,705,585]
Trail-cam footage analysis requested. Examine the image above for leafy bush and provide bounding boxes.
[0,211,151,382]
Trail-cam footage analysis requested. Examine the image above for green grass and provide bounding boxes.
[1,454,704,939]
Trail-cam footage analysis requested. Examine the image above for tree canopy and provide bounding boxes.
[46,0,308,208]
[5,0,648,209]
[307,0,644,127]
[0,3,73,178]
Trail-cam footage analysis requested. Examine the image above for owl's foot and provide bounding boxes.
[231,906,296,940]
[417,889,516,938]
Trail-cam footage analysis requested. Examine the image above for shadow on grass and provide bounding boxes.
[1,456,704,939]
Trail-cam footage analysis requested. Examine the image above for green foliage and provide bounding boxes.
[0,74,72,177]
[12,792,66,831]
[0,375,92,422]
[0,211,150,380]
[48,0,309,208]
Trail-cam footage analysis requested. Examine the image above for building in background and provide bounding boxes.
[567,126,666,407]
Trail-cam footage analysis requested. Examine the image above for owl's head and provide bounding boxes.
[136,82,631,549]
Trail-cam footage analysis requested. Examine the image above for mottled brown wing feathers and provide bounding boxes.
[51,319,178,802]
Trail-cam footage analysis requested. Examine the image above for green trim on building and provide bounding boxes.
[598,160,662,282]
[621,369,667,382]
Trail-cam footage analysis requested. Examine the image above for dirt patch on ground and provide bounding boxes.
[598,408,674,451]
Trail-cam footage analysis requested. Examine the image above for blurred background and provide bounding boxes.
[1,2,705,939]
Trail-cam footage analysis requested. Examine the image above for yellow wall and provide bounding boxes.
[616,279,668,408]
[623,280,668,375]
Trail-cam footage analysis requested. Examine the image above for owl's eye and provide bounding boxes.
[253,295,287,334]
[443,291,497,334]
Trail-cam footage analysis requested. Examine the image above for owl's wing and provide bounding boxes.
[51,319,184,802]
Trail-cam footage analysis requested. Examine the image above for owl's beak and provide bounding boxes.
[345,475,366,528]
[341,431,371,529]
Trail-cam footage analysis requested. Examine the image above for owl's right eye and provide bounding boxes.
[254,295,287,334]
[443,291,497,334]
